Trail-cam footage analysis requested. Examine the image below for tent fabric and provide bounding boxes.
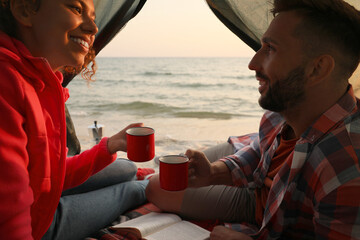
[93,0,146,55]
[205,0,360,96]
[205,0,273,51]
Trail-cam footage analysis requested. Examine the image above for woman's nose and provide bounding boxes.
[82,16,98,35]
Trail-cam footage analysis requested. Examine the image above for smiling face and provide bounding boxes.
[248,11,310,112]
[22,0,98,71]
[256,64,307,112]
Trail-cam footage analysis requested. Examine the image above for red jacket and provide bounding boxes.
[0,31,116,239]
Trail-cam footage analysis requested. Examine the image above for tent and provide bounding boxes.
[205,0,360,96]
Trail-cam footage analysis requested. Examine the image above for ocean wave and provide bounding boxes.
[80,100,261,120]
[94,101,182,114]
[69,111,88,116]
[173,111,235,120]
[235,75,255,80]
[140,71,193,77]
[222,75,255,80]
[143,71,173,76]
[171,82,228,88]
[155,137,187,146]
[96,78,126,84]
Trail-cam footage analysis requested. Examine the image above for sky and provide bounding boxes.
[98,0,256,58]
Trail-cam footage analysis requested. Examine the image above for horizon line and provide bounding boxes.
[96,55,254,58]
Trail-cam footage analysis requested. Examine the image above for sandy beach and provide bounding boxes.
[74,115,261,170]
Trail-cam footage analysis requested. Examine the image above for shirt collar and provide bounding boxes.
[301,85,357,143]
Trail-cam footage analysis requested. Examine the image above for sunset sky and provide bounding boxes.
[98,0,255,57]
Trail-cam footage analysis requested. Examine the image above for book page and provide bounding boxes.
[112,212,182,237]
[146,220,210,240]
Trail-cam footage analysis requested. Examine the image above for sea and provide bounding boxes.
[66,57,264,164]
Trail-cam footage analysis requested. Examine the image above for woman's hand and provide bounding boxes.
[210,226,253,240]
[107,123,144,154]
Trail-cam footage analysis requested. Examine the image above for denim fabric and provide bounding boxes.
[43,159,148,240]
[61,158,138,196]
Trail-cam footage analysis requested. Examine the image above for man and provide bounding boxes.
[146,0,360,239]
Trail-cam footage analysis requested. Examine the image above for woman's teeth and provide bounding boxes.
[70,37,89,49]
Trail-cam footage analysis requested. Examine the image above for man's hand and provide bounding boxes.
[186,149,233,188]
[210,226,253,240]
[186,149,213,187]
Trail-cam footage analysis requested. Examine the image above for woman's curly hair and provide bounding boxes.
[63,47,97,83]
[0,0,97,82]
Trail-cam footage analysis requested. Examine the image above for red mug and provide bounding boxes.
[126,127,155,162]
[159,155,189,191]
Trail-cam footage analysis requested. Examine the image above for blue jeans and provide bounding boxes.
[42,159,148,240]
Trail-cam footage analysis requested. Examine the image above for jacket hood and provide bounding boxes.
[0,31,64,92]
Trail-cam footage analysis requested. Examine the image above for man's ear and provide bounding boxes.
[306,55,335,86]
[10,0,34,27]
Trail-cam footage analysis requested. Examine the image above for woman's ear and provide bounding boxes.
[10,0,34,27]
[306,55,335,86]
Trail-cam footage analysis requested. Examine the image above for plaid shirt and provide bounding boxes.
[221,86,360,239]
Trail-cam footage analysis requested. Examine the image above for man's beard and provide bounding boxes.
[258,66,307,112]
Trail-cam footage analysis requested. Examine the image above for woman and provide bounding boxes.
[0,0,147,239]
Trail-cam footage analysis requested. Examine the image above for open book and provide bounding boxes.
[110,212,210,240]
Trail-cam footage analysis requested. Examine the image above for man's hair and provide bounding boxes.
[272,0,360,80]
